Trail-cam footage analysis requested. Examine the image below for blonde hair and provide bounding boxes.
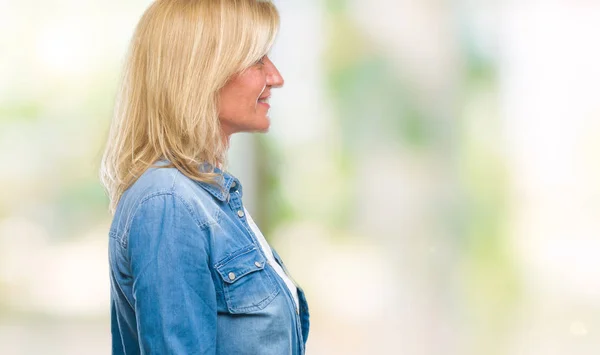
[100,0,280,213]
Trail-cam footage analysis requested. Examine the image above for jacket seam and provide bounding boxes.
[110,267,135,311]
[117,170,220,248]
[132,196,216,302]
[128,192,216,294]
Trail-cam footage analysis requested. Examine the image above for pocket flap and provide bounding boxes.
[215,245,267,284]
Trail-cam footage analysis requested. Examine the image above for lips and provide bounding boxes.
[257,94,270,105]
[258,88,270,100]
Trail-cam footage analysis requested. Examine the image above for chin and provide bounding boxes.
[252,125,270,133]
[253,117,271,132]
[234,116,270,134]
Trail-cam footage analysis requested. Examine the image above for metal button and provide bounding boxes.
[254,261,262,268]
[237,210,245,218]
[231,181,237,188]
[228,272,236,280]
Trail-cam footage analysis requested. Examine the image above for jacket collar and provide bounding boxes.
[153,159,242,202]
[198,163,242,202]
[196,163,242,202]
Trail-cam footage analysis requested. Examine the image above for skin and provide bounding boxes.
[218,55,284,142]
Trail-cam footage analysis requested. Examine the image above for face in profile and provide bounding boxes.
[218,55,284,137]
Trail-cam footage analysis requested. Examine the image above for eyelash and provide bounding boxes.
[256,56,266,65]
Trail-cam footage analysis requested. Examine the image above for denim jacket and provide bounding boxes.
[108,164,310,354]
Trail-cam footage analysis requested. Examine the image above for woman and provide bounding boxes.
[100,0,309,354]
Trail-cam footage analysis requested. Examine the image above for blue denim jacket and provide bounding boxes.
[108,164,310,354]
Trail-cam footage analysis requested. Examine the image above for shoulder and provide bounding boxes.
[110,166,221,241]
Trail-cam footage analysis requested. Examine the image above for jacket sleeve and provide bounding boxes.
[127,193,217,355]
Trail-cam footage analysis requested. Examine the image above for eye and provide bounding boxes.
[256,56,266,66]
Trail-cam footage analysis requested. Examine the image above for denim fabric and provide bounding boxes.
[108,164,309,354]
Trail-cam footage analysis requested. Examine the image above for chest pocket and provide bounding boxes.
[215,245,279,313]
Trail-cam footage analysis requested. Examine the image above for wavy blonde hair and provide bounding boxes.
[100,0,279,213]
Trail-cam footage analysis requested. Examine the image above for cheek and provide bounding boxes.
[238,86,264,114]
[219,89,244,118]
[218,73,266,118]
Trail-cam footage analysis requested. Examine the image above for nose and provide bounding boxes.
[265,57,284,88]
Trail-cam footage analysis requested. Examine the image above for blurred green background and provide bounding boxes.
[2,0,600,354]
